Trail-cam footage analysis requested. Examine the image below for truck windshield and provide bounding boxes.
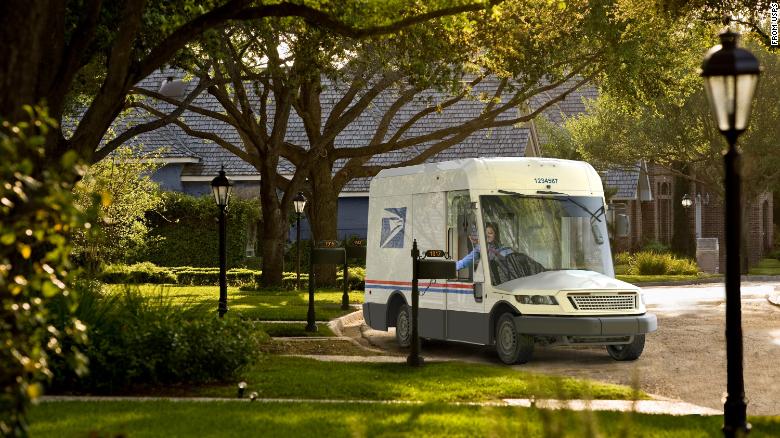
[480,194,614,285]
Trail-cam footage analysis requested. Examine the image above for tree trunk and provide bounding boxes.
[308,161,340,285]
[258,158,286,287]
[0,2,62,123]
[671,163,695,258]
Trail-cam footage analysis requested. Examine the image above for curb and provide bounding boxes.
[634,275,780,287]
[768,287,780,307]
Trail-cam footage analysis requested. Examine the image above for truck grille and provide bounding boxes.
[567,293,637,311]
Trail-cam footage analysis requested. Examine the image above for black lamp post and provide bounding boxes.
[701,27,761,438]
[211,167,234,318]
[293,192,307,290]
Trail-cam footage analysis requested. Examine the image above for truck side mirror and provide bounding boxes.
[616,214,630,238]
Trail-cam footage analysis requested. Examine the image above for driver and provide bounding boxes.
[456,222,513,271]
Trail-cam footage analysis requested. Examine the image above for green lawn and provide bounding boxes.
[29,400,780,437]
[190,355,643,402]
[749,258,780,275]
[105,284,363,321]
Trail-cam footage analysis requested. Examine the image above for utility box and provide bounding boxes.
[696,238,720,274]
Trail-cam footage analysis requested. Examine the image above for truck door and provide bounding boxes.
[411,192,447,340]
[445,191,488,344]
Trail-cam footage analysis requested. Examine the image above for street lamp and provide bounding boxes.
[211,166,234,318]
[681,194,693,209]
[293,192,307,290]
[701,26,761,438]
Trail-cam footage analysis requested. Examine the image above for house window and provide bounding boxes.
[657,181,672,244]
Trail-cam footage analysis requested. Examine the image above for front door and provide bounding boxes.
[445,191,488,344]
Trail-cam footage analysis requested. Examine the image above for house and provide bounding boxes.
[110,71,773,269]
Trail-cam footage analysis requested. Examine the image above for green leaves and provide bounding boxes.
[1,107,88,434]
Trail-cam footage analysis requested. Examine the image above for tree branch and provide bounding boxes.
[133,101,255,164]
[96,78,211,162]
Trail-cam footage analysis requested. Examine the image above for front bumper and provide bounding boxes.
[513,313,657,336]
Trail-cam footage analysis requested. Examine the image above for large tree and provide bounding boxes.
[542,38,780,256]
[129,0,707,285]
[0,0,498,158]
[0,2,501,434]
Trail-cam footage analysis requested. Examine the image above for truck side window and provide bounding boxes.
[447,191,474,281]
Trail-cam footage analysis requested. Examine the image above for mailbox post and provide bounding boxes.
[343,240,367,310]
[407,240,456,367]
[307,241,346,332]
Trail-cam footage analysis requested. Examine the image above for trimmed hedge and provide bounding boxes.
[97,263,365,290]
[138,192,260,268]
[99,262,177,284]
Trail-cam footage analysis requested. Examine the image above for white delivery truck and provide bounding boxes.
[363,157,657,364]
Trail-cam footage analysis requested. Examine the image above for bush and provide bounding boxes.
[241,267,365,291]
[640,240,671,254]
[613,252,632,266]
[98,262,177,284]
[1,108,90,434]
[176,268,258,287]
[627,251,699,275]
[138,192,260,268]
[98,262,366,291]
[49,282,264,394]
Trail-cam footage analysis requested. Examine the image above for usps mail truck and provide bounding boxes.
[363,157,657,364]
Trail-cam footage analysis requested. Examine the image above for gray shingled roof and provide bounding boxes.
[114,70,533,189]
[601,164,642,200]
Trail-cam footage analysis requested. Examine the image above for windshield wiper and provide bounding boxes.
[497,189,604,222]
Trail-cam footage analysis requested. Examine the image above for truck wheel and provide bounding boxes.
[495,313,534,364]
[606,335,645,361]
[395,304,412,348]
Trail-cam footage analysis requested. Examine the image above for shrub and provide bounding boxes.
[627,251,699,275]
[664,257,699,275]
[1,108,90,434]
[640,240,671,254]
[613,252,632,266]
[138,192,260,268]
[176,268,258,287]
[98,262,177,284]
[241,267,365,291]
[49,282,264,394]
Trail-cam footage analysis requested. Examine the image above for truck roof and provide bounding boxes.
[369,157,603,197]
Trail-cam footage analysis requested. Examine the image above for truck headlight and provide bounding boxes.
[515,295,558,305]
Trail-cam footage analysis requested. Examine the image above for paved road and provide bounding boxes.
[360,281,780,415]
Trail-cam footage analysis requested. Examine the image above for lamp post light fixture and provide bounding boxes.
[211,166,234,318]
[681,194,693,209]
[701,25,761,438]
[293,192,307,290]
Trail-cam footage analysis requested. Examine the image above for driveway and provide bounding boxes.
[358,282,780,415]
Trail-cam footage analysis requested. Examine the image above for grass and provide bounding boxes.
[749,258,780,275]
[616,273,721,284]
[258,322,336,337]
[104,284,363,321]
[259,339,377,356]
[29,400,780,437]
[188,355,644,402]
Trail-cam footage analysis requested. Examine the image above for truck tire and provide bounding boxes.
[606,335,645,361]
[395,304,412,348]
[495,313,534,364]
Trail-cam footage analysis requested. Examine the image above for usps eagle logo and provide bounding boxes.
[380,207,406,248]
